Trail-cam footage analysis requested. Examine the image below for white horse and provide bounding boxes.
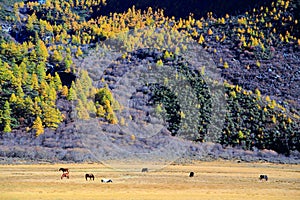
[101,178,113,183]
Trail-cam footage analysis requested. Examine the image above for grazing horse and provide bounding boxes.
[259,174,268,181]
[101,178,112,183]
[189,172,194,177]
[61,172,69,179]
[85,174,95,181]
[141,168,148,172]
[59,168,69,173]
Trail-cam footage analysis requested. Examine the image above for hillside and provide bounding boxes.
[0,0,299,164]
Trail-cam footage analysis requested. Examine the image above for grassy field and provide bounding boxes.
[0,161,299,200]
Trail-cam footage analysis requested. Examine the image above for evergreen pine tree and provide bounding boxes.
[64,53,73,72]
[26,15,34,31]
[29,49,37,62]
[76,99,90,120]
[53,72,62,91]
[95,87,114,106]
[36,39,49,62]
[52,50,63,62]
[75,80,87,104]
[33,97,42,116]
[11,64,21,86]
[75,47,83,58]
[36,62,46,81]
[24,96,35,115]
[3,124,12,133]
[67,82,77,100]
[41,102,62,129]
[16,85,25,99]
[32,116,44,136]
[61,85,69,97]
[107,112,118,124]
[31,73,39,90]
[3,101,12,133]
[0,61,13,82]
[39,80,49,99]
[96,105,105,117]
[87,99,97,114]
[48,87,57,104]
[79,70,92,96]
[9,93,17,103]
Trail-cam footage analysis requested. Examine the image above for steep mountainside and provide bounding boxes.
[0,0,299,163]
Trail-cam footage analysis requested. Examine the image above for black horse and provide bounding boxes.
[189,172,194,177]
[59,168,69,173]
[85,174,95,181]
[259,174,268,181]
[141,168,148,172]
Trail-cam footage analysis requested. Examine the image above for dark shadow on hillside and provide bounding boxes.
[95,0,274,19]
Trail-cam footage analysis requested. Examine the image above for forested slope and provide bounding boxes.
[0,0,299,162]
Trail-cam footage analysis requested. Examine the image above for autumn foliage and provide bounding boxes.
[0,0,299,155]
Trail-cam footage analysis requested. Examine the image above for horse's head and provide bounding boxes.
[59,168,69,172]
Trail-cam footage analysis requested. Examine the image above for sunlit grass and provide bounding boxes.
[0,161,299,200]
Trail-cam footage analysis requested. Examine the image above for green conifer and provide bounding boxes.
[32,116,44,136]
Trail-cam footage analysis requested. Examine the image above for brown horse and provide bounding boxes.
[61,172,69,179]
[85,174,95,181]
[59,168,69,173]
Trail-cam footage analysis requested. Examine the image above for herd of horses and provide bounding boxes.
[59,167,111,182]
[59,167,268,182]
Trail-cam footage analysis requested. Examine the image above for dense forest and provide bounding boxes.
[0,0,299,158]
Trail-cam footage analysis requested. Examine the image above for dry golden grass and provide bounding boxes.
[0,161,299,200]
